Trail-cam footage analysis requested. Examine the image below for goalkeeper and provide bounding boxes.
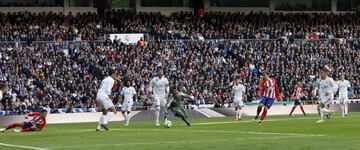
[166,89,194,126]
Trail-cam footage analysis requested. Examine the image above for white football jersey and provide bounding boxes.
[121,86,136,102]
[149,76,169,100]
[97,76,115,96]
[0,91,3,100]
[319,77,337,98]
[338,80,351,97]
[232,84,245,100]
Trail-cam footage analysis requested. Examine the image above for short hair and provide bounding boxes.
[108,68,118,76]
[262,70,270,75]
[41,109,48,113]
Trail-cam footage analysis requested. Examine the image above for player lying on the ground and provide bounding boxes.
[253,71,281,124]
[289,81,307,116]
[166,89,194,126]
[1,109,47,132]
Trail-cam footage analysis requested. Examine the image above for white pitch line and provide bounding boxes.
[0,142,48,150]
[54,127,324,137]
[45,136,295,149]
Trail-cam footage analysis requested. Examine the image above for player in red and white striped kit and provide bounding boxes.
[289,82,307,116]
[1,110,47,132]
[253,71,281,124]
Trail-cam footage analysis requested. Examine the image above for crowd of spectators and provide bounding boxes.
[1,10,360,42]
[0,10,359,114]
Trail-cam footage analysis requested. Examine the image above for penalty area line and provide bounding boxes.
[0,142,49,150]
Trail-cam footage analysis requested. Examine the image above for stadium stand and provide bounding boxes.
[0,10,359,115]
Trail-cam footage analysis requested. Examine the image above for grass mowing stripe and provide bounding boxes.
[48,128,325,137]
[44,136,298,149]
[0,142,48,150]
[191,114,360,125]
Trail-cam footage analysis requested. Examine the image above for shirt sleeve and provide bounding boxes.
[165,78,170,94]
[120,88,124,96]
[149,78,154,93]
[329,78,337,93]
[133,87,137,95]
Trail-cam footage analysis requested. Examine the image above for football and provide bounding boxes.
[164,120,172,128]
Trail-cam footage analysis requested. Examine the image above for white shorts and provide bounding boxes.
[338,96,349,103]
[320,95,334,105]
[234,99,244,107]
[154,98,167,107]
[122,101,133,112]
[96,94,114,110]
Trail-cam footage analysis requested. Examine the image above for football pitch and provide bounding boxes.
[1,112,360,150]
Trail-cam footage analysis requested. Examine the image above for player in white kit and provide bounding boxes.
[149,69,170,127]
[121,79,137,126]
[316,68,337,123]
[96,69,118,131]
[337,74,351,117]
[232,78,246,121]
[0,83,8,100]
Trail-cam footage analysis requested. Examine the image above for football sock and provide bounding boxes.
[104,112,115,124]
[344,103,348,115]
[155,108,160,124]
[290,106,296,115]
[300,106,306,114]
[5,124,16,130]
[260,109,267,121]
[256,106,262,116]
[340,103,345,117]
[21,128,33,132]
[238,110,242,119]
[97,115,105,129]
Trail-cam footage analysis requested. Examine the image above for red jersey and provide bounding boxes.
[258,78,280,100]
[292,85,304,100]
[27,112,46,130]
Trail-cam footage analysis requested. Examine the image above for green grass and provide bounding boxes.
[1,113,360,150]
